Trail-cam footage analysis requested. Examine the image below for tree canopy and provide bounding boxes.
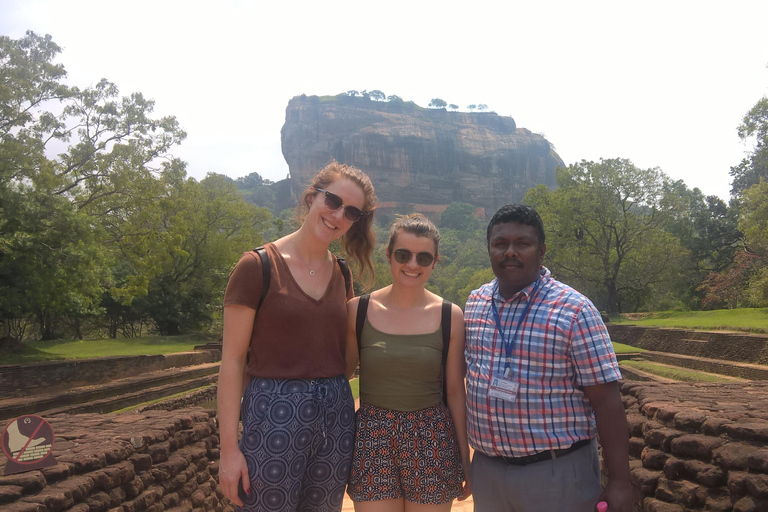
[524,158,690,313]
[1,31,269,341]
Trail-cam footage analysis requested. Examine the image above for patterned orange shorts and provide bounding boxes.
[347,401,464,504]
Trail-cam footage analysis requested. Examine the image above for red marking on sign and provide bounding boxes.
[12,419,45,462]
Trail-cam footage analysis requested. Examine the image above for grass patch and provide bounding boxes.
[110,384,216,414]
[613,342,645,354]
[349,378,359,400]
[0,333,216,365]
[620,360,745,383]
[610,308,768,333]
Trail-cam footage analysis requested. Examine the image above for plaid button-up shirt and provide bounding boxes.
[464,267,621,458]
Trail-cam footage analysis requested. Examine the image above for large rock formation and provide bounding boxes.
[281,95,563,213]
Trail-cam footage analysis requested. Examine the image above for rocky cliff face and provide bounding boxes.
[281,95,563,213]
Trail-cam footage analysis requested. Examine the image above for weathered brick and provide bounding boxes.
[673,410,708,431]
[124,475,146,500]
[0,472,47,494]
[723,422,768,443]
[0,503,47,512]
[86,491,114,512]
[632,467,662,495]
[162,491,181,508]
[89,465,125,491]
[747,448,768,472]
[0,485,23,505]
[642,447,669,470]
[129,454,153,472]
[147,441,171,464]
[745,474,768,499]
[630,437,647,458]
[713,442,755,470]
[670,434,723,461]
[645,428,686,452]
[40,463,74,484]
[702,417,733,436]
[655,477,707,508]
[663,457,686,480]
[642,497,684,512]
[19,487,75,512]
[733,495,768,512]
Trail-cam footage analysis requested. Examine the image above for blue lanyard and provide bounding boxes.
[490,276,542,376]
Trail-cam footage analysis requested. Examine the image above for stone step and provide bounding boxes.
[0,362,220,421]
[39,374,219,417]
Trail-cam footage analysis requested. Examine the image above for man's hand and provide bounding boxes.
[597,478,633,512]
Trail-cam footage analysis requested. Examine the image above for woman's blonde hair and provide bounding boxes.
[298,161,377,287]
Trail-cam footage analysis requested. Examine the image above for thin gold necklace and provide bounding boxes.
[295,250,326,276]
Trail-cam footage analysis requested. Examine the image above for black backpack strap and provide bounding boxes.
[356,294,371,356]
[336,256,352,296]
[254,246,270,312]
[441,300,452,406]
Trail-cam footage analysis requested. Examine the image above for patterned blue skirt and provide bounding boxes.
[237,375,355,512]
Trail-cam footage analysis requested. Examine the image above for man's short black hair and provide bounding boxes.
[486,204,546,245]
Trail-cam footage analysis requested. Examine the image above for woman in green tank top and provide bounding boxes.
[345,214,471,511]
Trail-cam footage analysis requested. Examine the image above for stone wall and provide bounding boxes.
[607,325,768,364]
[0,408,233,512]
[0,351,221,399]
[7,380,768,511]
[622,380,768,511]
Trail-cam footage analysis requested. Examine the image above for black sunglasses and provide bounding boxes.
[314,188,366,222]
[393,248,436,267]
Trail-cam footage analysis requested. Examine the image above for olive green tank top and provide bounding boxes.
[358,317,443,411]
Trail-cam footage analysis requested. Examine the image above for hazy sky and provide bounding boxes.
[3,0,768,201]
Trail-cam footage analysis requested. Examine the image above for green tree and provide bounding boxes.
[121,170,271,335]
[448,104,459,111]
[730,96,768,196]
[1,31,271,340]
[524,158,689,313]
[477,104,488,112]
[369,90,386,101]
[737,180,768,306]
[428,98,447,109]
[439,202,480,233]
[467,104,477,112]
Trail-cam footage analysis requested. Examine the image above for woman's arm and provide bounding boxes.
[217,304,256,507]
[445,303,472,500]
[344,297,360,380]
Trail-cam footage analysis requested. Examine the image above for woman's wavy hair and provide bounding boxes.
[387,213,441,256]
[298,161,377,287]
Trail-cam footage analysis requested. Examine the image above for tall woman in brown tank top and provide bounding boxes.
[218,162,376,512]
[345,214,471,512]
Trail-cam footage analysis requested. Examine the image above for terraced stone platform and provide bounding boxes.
[0,349,221,421]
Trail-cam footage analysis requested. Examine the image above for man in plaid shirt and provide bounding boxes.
[464,204,631,512]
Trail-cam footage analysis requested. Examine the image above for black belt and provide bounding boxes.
[492,438,592,466]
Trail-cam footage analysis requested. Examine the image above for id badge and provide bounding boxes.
[488,375,519,402]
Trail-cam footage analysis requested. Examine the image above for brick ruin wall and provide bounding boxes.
[0,408,234,512]
[0,352,221,399]
[607,324,768,364]
[5,380,768,511]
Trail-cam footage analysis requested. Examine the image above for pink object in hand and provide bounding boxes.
[597,502,608,512]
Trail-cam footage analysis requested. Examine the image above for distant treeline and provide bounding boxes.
[2,31,767,344]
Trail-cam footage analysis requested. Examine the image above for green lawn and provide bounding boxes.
[612,342,644,354]
[611,308,768,333]
[0,333,214,365]
[620,360,746,383]
[349,377,359,400]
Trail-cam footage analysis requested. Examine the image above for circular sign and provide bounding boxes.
[2,414,55,466]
